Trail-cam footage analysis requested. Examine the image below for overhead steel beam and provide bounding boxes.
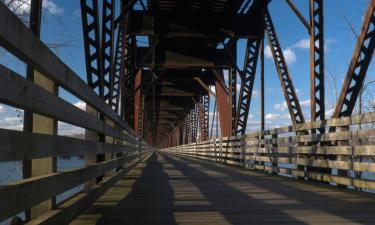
[136,47,232,69]
[129,11,264,38]
[310,0,325,122]
[333,0,375,118]
[235,38,261,135]
[80,0,104,97]
[265,9,305,124]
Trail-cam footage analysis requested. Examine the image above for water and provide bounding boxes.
[0,157,84,225]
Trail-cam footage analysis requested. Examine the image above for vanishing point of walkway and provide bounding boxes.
[71,153,375,225]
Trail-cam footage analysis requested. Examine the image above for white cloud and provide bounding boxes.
[326,107,335,118]
[0,116,23,131]
[274,99,310,112]
[58,121,85,137]
[4,0,63,16]
[283,48,296,65]
[274,101,288,111]
[264,45,273,59]
[292,38,310,50]
[4,117,21,123]
[300,99,311,108]
[265,45,296,65]
[74,101,86,111]
[43,0,64,15]
[0,105,4,113]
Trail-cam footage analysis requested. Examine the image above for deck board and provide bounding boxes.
[70,152,375,224]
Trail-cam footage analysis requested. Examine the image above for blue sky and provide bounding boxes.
[0,0,374,135]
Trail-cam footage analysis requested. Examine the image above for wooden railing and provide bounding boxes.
[163,112,375,192]
[0,3,153,224]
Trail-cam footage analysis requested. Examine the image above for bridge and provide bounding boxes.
[1,0,375,224]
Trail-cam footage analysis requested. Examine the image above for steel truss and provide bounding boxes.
[198,96,209,141]
[265,9,305,124]
[81,0,104,97]
[101,0,115,102]
[235,38,261,135]
[310,0,325,122]
[334,0,375,118]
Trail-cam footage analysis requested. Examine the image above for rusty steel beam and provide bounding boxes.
[112,22,125,112]
[265,9,305,124]
[333,0,375,118]
[101,0,115,102]
[228,40,238,135]
[235,38,261,135]
[134,69,142,135]
[198,96,209,141]
[214,69,232,137]
[285,0,310,32]
[260,38,265,131]
[310,0,325,123]
[80,0,104,97]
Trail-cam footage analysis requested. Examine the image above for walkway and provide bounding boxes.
[71,153,375,225]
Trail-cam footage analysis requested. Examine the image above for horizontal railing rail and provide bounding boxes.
[0,2,154,224]
[162,111,375,192]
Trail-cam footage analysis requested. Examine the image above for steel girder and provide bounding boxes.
[229,40,238,135]
[309,0,325,122]
[265,9,305,124]
[204,95,209,140]
[134,69,143,135]
[333,0,375,118]
[235,38,261,135]
[80,0,104,97]
[198,96,209,141]
[113,21,125,112]
[101,0,115,102]
[122,35,136,125]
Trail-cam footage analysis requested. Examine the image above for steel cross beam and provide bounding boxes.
[235,38,261,135]
[265,9,305,124]
[80,0,104,97]
[101,0,115,102]
[310,0,325,122]
[333,0,375,118]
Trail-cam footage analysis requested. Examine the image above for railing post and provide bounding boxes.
[240,135,246,168]
[270,132,277,174]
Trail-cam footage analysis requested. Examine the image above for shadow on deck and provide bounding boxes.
[71,152,375,225]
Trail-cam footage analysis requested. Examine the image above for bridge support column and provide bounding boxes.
[214,70,231,138]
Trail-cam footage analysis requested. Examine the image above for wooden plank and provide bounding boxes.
[0,2,136,137]
[0,65,137,144]
[69,152,375,225]
[26,152,152,225]
[0,153,142,221]
[0,128,137,162]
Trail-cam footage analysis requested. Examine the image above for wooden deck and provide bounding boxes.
[71,152,375,225]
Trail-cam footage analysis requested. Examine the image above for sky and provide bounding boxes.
[0,0,374,137]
